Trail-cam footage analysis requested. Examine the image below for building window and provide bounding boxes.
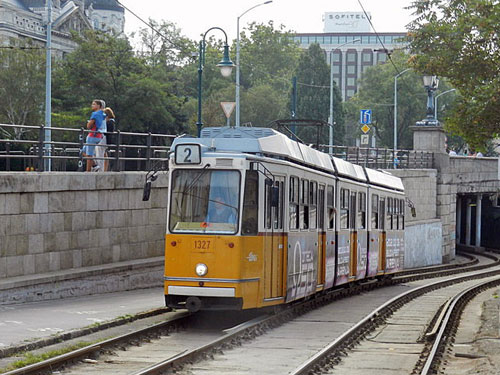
[369,36,378,44]
[347,53,356,63]
[378,53,387,63]
[333,77,340,86]
[332,65,340,74]
[362,65,371,73]
[331,53,340,62]
[347,89,355,98]
[362,52,372,62]
[347,65,356,74]
[347,77,356,86]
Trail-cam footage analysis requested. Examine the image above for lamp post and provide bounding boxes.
[393,68,410,154]
[235,1,272,128]
[44,0,52,171]
[434,88,456,121]
[415,75,440,127]
[196,27,235,137]
[328,39,360,152]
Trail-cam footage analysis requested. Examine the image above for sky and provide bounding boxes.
[119,0,415,41]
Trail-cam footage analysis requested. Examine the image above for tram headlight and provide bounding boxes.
[195,263,208,277]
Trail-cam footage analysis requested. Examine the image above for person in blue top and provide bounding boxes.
[206,195,237,225]
[82,100,106,172]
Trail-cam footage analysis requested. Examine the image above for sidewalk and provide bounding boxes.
[0,287,165,349]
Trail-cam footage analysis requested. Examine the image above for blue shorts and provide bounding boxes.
[82,136,102,156]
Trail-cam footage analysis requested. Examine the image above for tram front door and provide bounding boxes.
[264,177,285,300]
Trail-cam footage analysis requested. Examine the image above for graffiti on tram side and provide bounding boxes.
[286,233,318,302]
[386,234,404,272]
[324,232,336,289]
[336,232,350,285]
[356,232,368,279]
[367,232,380,277]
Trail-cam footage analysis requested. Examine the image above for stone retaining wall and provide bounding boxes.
[0,172,168,279]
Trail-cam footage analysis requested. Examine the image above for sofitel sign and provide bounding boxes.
[323,12,372,33]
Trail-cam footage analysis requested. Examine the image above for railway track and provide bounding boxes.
[2,251,495,375]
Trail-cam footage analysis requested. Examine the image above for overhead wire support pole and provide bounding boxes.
[434,88,456,121]
[393,68,410,155]
[236,1,272,128]
[44,0,52,172]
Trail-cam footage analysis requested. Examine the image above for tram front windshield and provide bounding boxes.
[169,170,240,234]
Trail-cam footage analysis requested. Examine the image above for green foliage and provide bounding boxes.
[345,51,457,149]
[53,30,187,135]
[0,45,45,139]
[293,43,344,145]
[407,0,500,149]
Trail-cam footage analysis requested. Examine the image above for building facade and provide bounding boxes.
[0,0,124,53]
[294,12,407,101]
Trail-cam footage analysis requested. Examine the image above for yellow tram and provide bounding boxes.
[163,127,405,312]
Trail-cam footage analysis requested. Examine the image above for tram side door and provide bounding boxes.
[379,198,386,272]
[264,177,286,300]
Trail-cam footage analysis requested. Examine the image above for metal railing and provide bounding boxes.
[1,123,435,172]
[0,123,176,172]
[321,145,434,169]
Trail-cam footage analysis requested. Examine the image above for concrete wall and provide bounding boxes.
[404,219,442,268]
[0,172,168,279]
[389,169,442,267]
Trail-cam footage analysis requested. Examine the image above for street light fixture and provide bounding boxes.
[393,68,411,153]
[196,27,235,137]
[328,39,360,153]
[434,88,456,121]
[416,75,440,126]
[235,0,273,127]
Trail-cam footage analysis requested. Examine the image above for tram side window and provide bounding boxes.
[264,179,272,230]
[289,176,299,230]
[387,198,393,230]
[319,185,326,230]
[358,192,366,229]
[301,179,309,230]
[327,185,335,230]
[309,181,317,229]
[350,191,357,229]
[242,170,258,235]
[400,199,405,230]
[371,194,379,229]
[340,188,350,229]
[273,181,284,230]
[380,197,386,230]
[394,198,399,230]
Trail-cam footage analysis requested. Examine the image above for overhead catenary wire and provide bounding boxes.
[357,0,401,75]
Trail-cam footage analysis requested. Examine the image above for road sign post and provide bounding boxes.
[360,109,372,125]
[221,102,236,127]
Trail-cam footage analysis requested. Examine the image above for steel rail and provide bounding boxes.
[420,275,500,375]
[2,252,492,375]
[289,258,500,375]
[3,312,191,375]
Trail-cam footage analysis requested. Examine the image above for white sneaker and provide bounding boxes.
[91,164,101,172]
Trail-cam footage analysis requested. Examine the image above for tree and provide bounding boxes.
[0,46,45,140]
[407,0,500,149]
[344,51,457,149]
[53,30,188,135]
[293,43,344,145]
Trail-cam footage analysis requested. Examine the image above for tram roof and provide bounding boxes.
[173,127,402,190]
[364,168,404,191]
[176,127,335,173]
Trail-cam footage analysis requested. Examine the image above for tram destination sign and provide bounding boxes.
[175,144,201,165]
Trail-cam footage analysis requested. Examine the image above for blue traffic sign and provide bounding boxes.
[360,109,372,124]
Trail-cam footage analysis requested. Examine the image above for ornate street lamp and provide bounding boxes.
[416,75,440,126]
[197,27,235,137]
